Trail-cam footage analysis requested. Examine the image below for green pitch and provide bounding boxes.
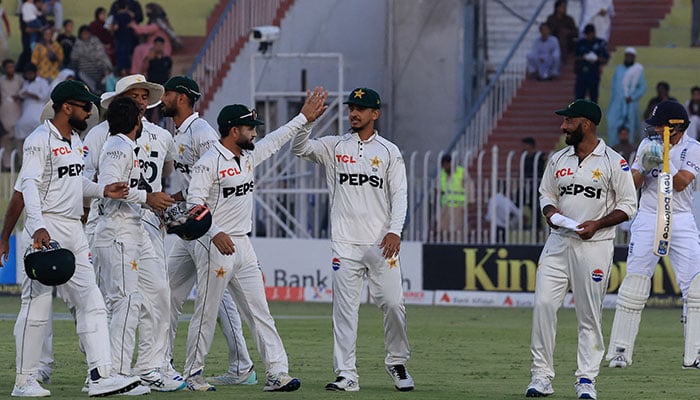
[0,297,695,399]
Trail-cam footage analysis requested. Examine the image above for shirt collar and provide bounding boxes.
[214,140,235,161]
[565,138,607,157]
[176,112,200,133]
[45,120,75,144]
[350,130,378,142]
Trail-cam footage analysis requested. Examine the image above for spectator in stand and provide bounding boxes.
[574,24,609,103]
[70,25,112,93]
[143,36,170,83]
[611,126,635,162]
[89,7,115,64]
[546,0,578,64]
[438,154,474,242]
[485,183,521,244]
[606,47,646,145]
[111,0,136,73]
[21,0,44,50]
[109,0,143,24]
[49,67,73,93]
[14,63,49,162]
[31,26,63,81]
[56,18,75,68]
[0,59,23,170]
[0,1,11,61]
[580,0,614,42]
[526,23,560,81]
[129,3,178,75]
[143,36,170,125]
[41,0,62,31]
[687,86,700,139]
[643,81,677,120]
[519,137,546,232]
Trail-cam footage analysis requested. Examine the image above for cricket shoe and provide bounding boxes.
[575,378,597,400]
[116,384,150,396]
[206,366,257,385]
[325,376,360,392]
[11,375,50,397]
[525,376,553,397]
[161,363,184,383]
[608,354,630,368]
[682,358,700,369]
[88,373,141,397]
[386,364,415,392]
[263,372,301,392]
[140,368,186,392]
[186,371,216,392]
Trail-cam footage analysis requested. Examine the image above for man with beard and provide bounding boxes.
[525,99,637,400]
[93,96,175,394]
[606,47,646,145]
[10,80,141,397]
[160,76,258,390]
[293,88,414,393]
[182,89,327,392]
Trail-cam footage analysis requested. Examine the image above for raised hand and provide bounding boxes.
[300,86,329,123]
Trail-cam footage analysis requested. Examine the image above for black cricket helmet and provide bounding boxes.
[644,100,690,138]
[24,241,76,286]
[162,202,212,240]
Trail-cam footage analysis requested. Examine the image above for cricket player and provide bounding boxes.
[11,80,140,397]
[93,97,175,394]
[81,74,184,392]
[292,87,414,392]
[161,76,256,387]
[607,100,700,369]
[183,88,328,392]
[526,99,637,399]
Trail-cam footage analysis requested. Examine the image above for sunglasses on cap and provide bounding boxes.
[225,109,258,126]
[176,84,201,98]
[66,101,93,112]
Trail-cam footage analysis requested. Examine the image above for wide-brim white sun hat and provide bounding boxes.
[100,74,164,109]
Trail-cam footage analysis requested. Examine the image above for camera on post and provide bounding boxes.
[250,25,280,54]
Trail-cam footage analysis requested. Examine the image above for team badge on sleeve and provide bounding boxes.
[619,159,630,171]
[591,269,605,282]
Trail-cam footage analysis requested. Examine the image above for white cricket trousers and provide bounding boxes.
[626,211,700,297]
[15,215,111,375]
[167,235,252,373]
[132,210,171,373]
[93,226,153,375]
[530,233,613,381]
[183,234,289,378]
[331,241,410,382]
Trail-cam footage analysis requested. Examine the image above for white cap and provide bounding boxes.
[624,47,636,55]
[100,74,164,109]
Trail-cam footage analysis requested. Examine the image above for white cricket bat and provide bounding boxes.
[654,124,679,256]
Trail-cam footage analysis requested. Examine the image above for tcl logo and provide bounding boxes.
[559,184,602,199]
[335,154,357,163]
[219,167,241,178]
[555,168,574,178]
[52,146,72,156]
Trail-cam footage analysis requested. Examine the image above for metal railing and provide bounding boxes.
[187,0,292,108]
[446,0,549,157]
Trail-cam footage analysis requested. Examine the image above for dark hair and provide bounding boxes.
[657,81,670,92]
[63,19,73,28]
[691,86,700,93]
[617,125,629,133]
[584,24,595,34]
[2,58,14,68]
[94,7,105,19]
[24,63,37,72]
[154,36,165,43]
[219,125,232,138]
[522,137,536,146]
[107,97,140,135]
[78,25,90,36]
[441,154,452,163]
[554,0,567,9]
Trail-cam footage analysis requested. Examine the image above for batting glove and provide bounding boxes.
[638,140,663,175]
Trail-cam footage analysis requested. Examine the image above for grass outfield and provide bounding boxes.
[0,298,695,399]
